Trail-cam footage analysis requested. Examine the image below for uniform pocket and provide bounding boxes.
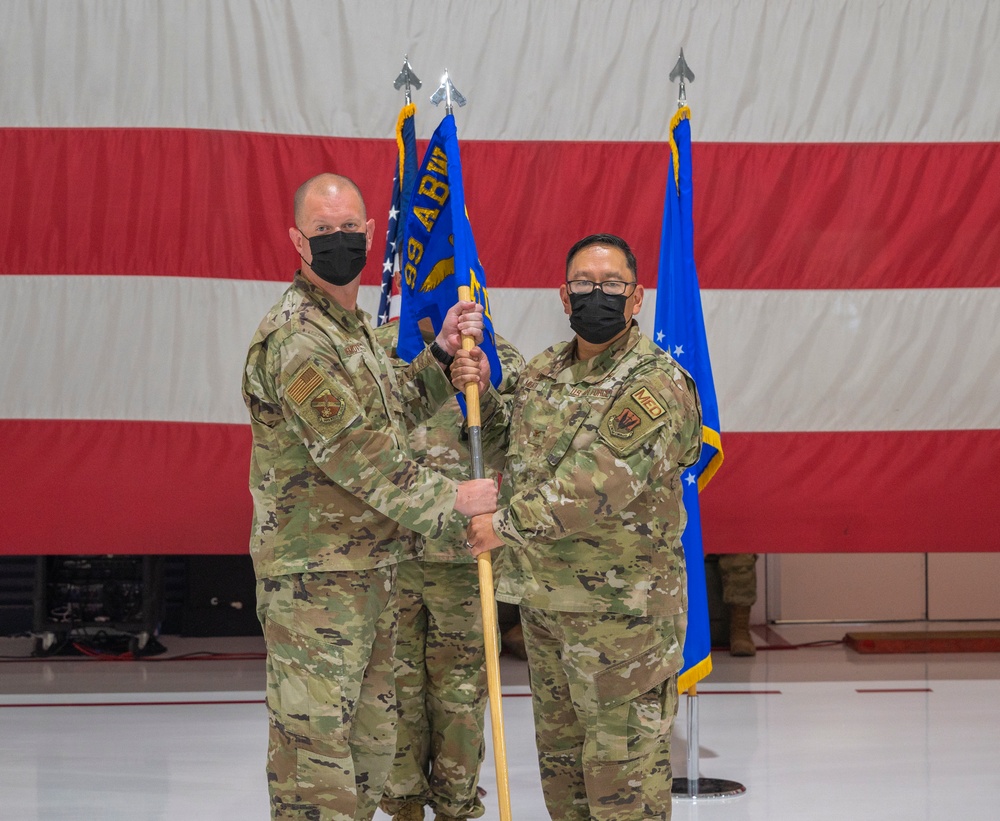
[264,616,347,754]
[545,408,591,467]
[591,640,678,761]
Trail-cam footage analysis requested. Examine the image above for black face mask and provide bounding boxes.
[568,290,629,344]
[301,230,367,286]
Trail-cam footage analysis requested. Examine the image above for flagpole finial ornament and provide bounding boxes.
[394,55,422,105]
[430,69,467,115]
[669,49,695,108]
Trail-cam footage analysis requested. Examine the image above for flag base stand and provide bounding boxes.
[673,686,747,801]
[672,777,746,800]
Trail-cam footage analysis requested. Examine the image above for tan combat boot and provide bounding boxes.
[500,622,528,660]
[728,605,756,656]
[392,803,424,821]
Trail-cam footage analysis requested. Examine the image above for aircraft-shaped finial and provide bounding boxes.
[669,49,695,108]
[394,55,422,104]
[430,69,467,114]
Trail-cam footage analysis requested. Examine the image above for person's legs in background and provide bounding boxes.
[718,553,758,657]
[496,601,526,660]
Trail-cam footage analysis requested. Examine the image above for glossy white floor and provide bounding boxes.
[2,621,999,821]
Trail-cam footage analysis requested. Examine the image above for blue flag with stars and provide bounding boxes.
[398,113,501,392]
[377,103,418,326]
[654,106,724,693]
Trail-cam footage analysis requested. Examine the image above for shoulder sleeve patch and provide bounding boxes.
[309,389,345,423]
[282,360,358,441]
[599,382,673,457]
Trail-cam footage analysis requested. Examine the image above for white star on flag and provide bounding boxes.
[673,344,684,357]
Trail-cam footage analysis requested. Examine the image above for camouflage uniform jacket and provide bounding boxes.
[373,324,526,563]
[243,272,461,579]
[483,323,702,616]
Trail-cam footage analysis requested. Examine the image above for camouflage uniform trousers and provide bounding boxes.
[257,566,399,821]
[520,606,686,821]
[716,553,758,607]
[380,558,488,820]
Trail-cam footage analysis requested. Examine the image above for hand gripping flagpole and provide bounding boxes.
[432,70,513,821]
[666,50,745,802]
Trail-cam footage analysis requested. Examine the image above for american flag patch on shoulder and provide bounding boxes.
[286,366,323,404]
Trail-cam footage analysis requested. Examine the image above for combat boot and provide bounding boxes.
[392,803,424,821]
[728,605,756,656]
[501,622,528,660]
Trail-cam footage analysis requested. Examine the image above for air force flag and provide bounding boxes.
[654,106,724,692]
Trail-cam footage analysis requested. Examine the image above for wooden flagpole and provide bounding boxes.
[457,283,513,821]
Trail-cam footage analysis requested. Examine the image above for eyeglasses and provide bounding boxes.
[565,279,637,297]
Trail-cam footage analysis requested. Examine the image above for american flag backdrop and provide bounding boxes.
[1,0,998,557]
[377,102,418,326]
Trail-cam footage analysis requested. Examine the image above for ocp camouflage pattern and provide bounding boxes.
[242,272,463,579]
[373,324,526,562]
[257,567,399,820]
[717,552,757,607]
[372,325,524,818]
[481,323,702,616]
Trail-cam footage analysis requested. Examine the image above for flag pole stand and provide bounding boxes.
[672,685,746,800]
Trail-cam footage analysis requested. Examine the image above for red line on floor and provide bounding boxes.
[855,688,933,693]
[0,699,265,708]
[698,690,783,695]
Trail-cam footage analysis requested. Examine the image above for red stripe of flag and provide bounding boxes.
[2,129,998,289]
[1,420,997,555]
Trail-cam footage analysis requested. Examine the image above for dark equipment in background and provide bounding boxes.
[32,555,165,656]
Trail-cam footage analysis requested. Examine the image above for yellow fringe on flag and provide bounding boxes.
[668,105,691,193]
[698,426,724,492]
[678,655,713,694]
[396,102,416,183]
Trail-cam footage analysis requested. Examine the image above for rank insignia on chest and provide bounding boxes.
[610,407,642,437]
[310,390,343,421]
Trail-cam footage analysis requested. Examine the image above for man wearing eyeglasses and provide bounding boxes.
[452,233,703,821]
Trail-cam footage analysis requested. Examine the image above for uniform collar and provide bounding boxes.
[547,321,642,383]
[293,270,370,332]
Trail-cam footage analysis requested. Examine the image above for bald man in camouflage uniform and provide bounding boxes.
[373,322,524,821]
[243,173,496,821]
[456,234,702,821]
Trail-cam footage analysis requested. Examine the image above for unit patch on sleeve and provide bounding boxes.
[610,407,643,438]
[310,389,343,422]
